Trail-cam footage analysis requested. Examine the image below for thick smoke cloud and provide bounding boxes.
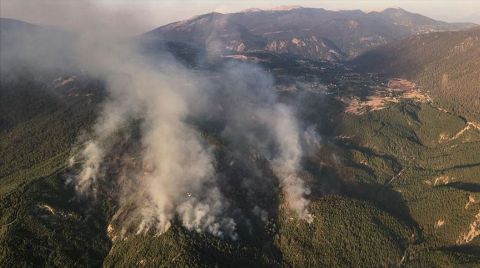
[72,52,313,238]
[2,1,316,239]
[69,38,238,238]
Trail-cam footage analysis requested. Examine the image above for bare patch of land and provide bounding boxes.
[343,78,431,115]
[457,211,480,245]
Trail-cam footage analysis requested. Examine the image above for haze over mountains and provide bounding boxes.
[144,6,477,60]
[2,6,477,65]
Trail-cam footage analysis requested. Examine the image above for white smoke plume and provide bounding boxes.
[3,0,316,239]
[270,105,313,223]
[70,39,238,238]
[72,55,314,238]
[217,63,313,223]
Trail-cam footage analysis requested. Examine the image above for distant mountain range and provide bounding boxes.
[143,7,477,61]
[2,7,477,63]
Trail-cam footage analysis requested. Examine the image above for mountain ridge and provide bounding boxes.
[143,7,477,61]
[352,27,480,121]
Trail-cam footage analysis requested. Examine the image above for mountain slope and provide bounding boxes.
[0,18,76,77]
[143,7,477,60]
[352,27,480,120]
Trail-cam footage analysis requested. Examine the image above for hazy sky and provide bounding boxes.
[1,0,479,34]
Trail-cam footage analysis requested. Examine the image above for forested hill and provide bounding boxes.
[352,27,480,121]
